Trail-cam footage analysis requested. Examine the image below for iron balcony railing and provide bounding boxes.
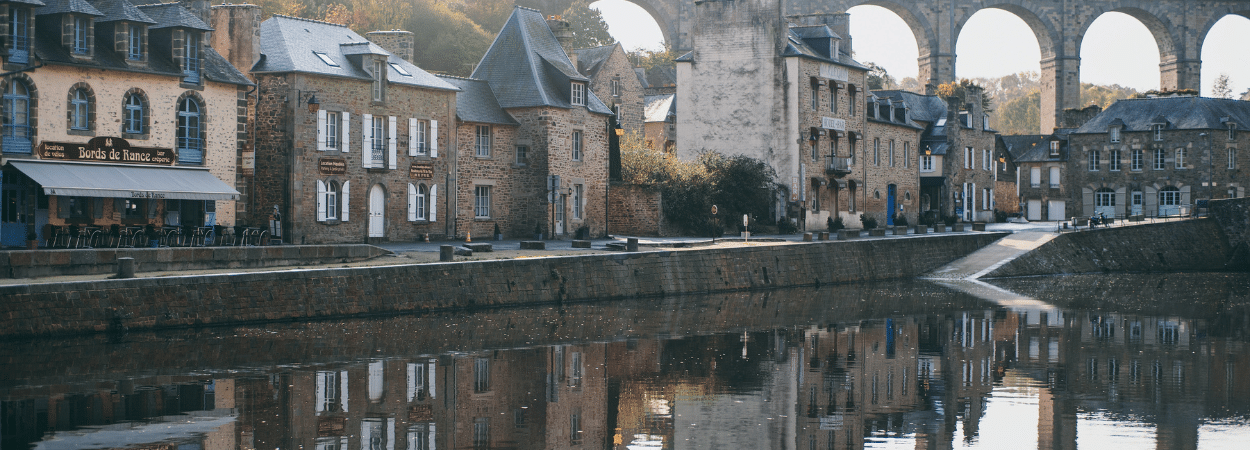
[826,156,851,175]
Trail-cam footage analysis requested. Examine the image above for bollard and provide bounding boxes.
[627,237,639,252]
[440,245,455,262]
[803,232,813,241]
[116,257,135,279]
[818,231,829,240]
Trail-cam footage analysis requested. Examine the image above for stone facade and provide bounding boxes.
[861,96,922,227]
[574,44,645,136]
[939,89,999,223]
[606,182,674,236]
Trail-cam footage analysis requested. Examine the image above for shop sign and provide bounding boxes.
[409,162,433,179]
[319,158,347,175]
[39,137,174,165]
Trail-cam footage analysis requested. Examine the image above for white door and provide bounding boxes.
[1027,200,1042,221]
[1094,190,1116,217]
[1131,191,1143,216]
[1047,200,1066,221]
[554,194,565,235]
[368,185,385,238]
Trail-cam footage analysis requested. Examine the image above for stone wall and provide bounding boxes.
[985,219,1237,278]
[1210,197,1250,269]
[0,232,1007,338]
[606,182,673,236]
[0,244,387,279]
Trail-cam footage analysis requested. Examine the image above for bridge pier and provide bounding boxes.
[1161,57,1203,93]
[1041,55,1082,133]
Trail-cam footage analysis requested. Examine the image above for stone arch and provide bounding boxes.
[1196,8,1250,48]
[612,0,681,48]
[66,82,97,134]
[852,1,938,82]
[1078,7,1177,61]
[959,3,1059,61]
[1,73,39,151]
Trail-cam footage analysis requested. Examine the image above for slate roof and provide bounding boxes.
[572,44,616,79]
[3,0,48,6]
[251,15,456,92]
[436,75,518,126]
[999,135,1048,161]
[874,90,948,124]
[34,0,101,16]
[137,3,211,30]
[88,0,155,24]
[634,68,649,88]
[865,93,924,130]
[643,65,676,88]
[780,25,866,70]
[1074,96,1250,134]
[471,7,611,115]
[30,1,249,86]
[643,94,675,123]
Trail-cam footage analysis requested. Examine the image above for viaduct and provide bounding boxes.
[531,0,1250,133]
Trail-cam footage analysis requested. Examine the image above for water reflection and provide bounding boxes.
[1,274,1248,449]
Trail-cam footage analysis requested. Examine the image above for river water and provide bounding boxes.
[1,273,1248,449]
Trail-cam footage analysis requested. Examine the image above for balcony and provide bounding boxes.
[826,156,851,176]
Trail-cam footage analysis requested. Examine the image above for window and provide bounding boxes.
[983,149,990,170]
[1088,150,1100,171]
[1153,124,1164,141]
[119,199,144,221]
[325,181,339,220]
[411,119,426,154]
[1229,123,1237,141]
[904,142,910,168]
[389,62,411,76]
[1049,167,1060,188]
[811,78,819,110]
[848,85,856,115]
[326,112,340,150]
[810,141,819,161]
[473,357,490,392]
[873,138,880,165]
[183,32,200,83]
[830,85,838,112]
[610,78,620,97]
[474,186,491,218]
[127,25,143,60]
[472,418,490,449]
[416,184,427,220]
[1049,140,1060,156]
[570,413,582,444]
[475,125,490,157]
[1110,126,1121,143]
[571,82,586,106]
[69,88,90,131]
[921,155,934,172]
[889,140,895,167]
[572,130,583,161]
[1175,148,1186,169]
[72,16,89,54]
[1154,148,1166,170]
[2,80,33,153]
[965,147,973,169]
[371,116,385,165]
[572,184,582,219]
[8,7,30,64]
[1131,149,1143,171]
[516,145,527,165]
[122,91,145,135]
[1109,149,1120,171]
[177,96,202,164]
[1030,167,1041,187]
[371,59,385,101]
[313,51,338,67]
[1159,187,1181,209]
[1230,148,1237,169]
[1095,188,1115,210]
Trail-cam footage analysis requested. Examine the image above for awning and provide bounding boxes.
[7,160,240,201]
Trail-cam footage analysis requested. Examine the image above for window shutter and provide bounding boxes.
[340,112,351,153]
[408,183,417,221]
[361,114,373,168]
[316,180,327,222]
[317,109,328,151]
[408,118,417,156]
[430,120,438,158]
[429,184,437,221]
[340,181,350,221]
[388,116,397,169]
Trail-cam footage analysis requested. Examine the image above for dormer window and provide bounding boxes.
[371,59,385,102]
[1153,124,1164,141]
[72,16,90,55]
[183,31,201,84]
[1109,126,1121,143]
[1049,140,1060,156]
[389,62,411,77]
[128,25,144,61]
[571,82,586,106]
[314,51,339,67]
[1229,122,1237,140]
[9,7,30,64]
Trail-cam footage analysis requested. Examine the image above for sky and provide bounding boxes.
[590,0,1250,97]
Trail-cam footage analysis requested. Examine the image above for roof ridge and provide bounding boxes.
[516,5,541,13]
[272,13,347,28]
[435,73,479,82]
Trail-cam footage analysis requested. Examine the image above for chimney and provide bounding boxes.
[179,0,212,28]
[210,4,261,72]
[547,16,575,58]
[827,13,851,58]
[365,30,416,64]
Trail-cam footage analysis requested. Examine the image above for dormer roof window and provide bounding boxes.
[127,24,144,61]
[183,30,201,83]
[571,81,586,106]
[72,15,89,54]
[371,58,385,102]
[35,0,104,57]
[1228,122,1238,140]
[1109,126,1121,143]
[1049,140,1060,156]
[8,6,31,64]
[389,62,411,77]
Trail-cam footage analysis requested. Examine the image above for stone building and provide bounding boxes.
[642,93,675,153]
[1003,134,1070,221]
[239,13,458,244]
[571,43,644,136]
[861,92,923,227]
[1064,95,1250,218]
[874,88,1001,223]
[462,7,613,239]
[675,0,872,228]
[0,0,251,247]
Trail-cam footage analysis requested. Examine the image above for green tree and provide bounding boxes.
[701,153,779,231]
[561,0,615,49]
[629,46,675,71]
[996,90,1041,135]
[458,0,515,34]
[865,62,895,90]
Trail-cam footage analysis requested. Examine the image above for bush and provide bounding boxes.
[827,216,844,232]
[893,214,908,227]
[943,215,957,226]
[860,213,878,230]
[994,209,1009,223]
[777,218,798,235]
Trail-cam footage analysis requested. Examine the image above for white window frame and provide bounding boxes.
[572,184,583,219]
[889,140,895,167]
[1175,148,1186,169]
[1088,150,1100,171]
[921,155,933,172]
[371,59,385,102]
[1131,149,1143,171]
[873,138,880,166]
[572,130,583,161]
[1229,148,1237,170]
[1030,166,1041,187]
[983,149,990,170]
[411,119,428,155]
[1154,148,1166,170]
[571,82,586,106]
[475,125,490,157]
[326,181,339,220]
[1153,125,1164,141]
[516,145,527,165]
[474,186,491,218]
[903,142,910,168]
[1049,167,1060,188]
[1110,126,1121,143]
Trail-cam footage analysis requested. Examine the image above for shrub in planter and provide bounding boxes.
[827,216,845,232]
[943,215,958,227]
[860,213,878,230]
[994,209,1009,223]
[893,214,908,227]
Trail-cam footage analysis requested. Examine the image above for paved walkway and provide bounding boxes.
[924,231,1057,280]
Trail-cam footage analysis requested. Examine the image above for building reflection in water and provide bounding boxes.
[1,275,1249,449]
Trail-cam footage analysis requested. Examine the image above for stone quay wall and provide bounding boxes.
[0,233,1007,338]
[0,245,388,279]
[987,198,1250,277]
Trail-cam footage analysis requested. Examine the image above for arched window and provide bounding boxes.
[69,87,90,131]
[2,80,33,153]
[177,96,202,164]
[124,92,145,135]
